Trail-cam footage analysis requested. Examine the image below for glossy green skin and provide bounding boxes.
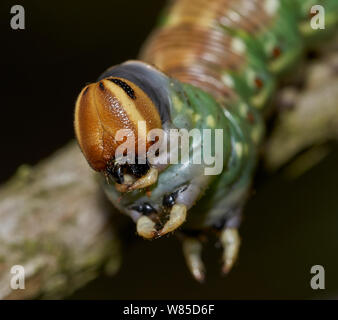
[181,87,263,229]
[103,0,337,230]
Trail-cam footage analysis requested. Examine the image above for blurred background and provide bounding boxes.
[1,0,337,299]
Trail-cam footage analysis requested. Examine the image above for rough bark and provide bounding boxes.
[0,143,121,299]
[264,49,338,173]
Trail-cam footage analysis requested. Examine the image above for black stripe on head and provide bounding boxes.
[98,61,171,124]
[108,78,136,100]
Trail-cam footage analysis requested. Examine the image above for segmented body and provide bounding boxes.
[132,0,337,229]
[100,0,337,230]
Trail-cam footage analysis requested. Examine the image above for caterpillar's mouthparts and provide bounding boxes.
[136,203,187,239]
[115,167,158,192]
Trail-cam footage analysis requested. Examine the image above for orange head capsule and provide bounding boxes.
[74,77,162,174]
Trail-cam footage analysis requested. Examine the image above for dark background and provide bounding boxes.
[1,0,338,299]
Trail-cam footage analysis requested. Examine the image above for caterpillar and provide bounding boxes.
[74,0,338,282]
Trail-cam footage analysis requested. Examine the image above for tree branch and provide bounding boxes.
[0,143,121,299]
[264,48,338,173]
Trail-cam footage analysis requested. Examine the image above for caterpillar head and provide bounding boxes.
[74,75,162,191]
[74,61,202,239]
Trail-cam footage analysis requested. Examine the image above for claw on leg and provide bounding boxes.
[220,228,241,275]
[159,204,187,236]
[136,216,156,239]
[182,237,205,283]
